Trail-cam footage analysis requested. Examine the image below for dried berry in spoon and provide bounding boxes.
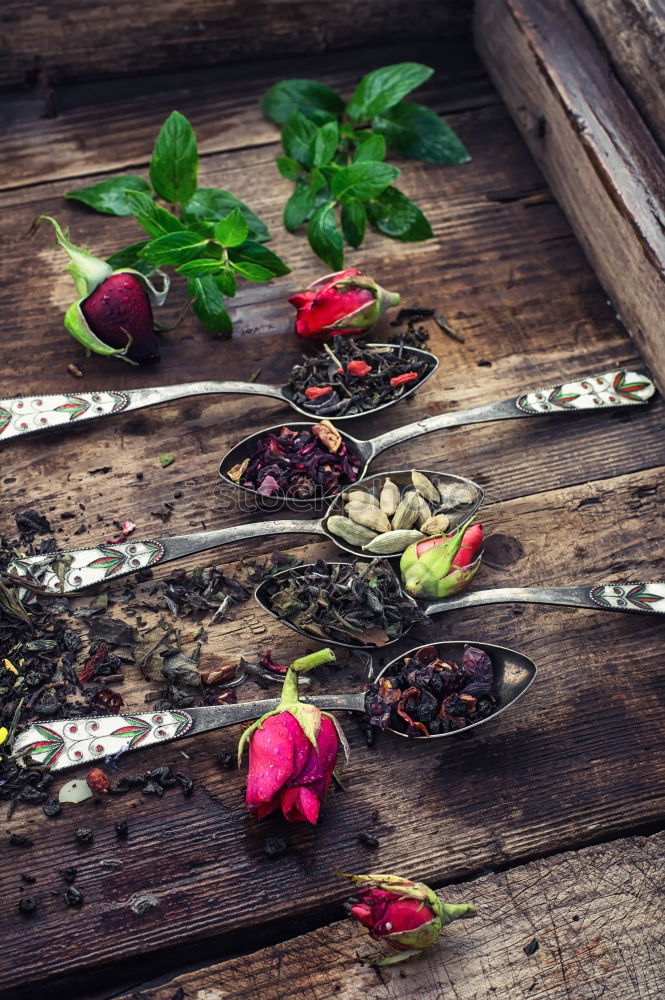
[265,559,428,645]
[228,421,361,500]
[287,336,435,417]
[365,644,500,737]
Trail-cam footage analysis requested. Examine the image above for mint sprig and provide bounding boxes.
[262,61,470,268]
[65,111,289,338]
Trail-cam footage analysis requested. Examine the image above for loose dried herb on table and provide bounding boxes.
[286,335,435,416]
[264,559,428,645]
[228,421,361,500]
[365,644,499,736]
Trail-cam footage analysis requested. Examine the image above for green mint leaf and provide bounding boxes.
[276,156,302,180]
[105,241,153,274]
[228,242,290,277]
[283,182,316,231]
[346,63,433,122]
[231,260,275,282]
[140,231,211,267]
[65,175,151,216]
[341,200,366,248]
[331,162,399,204]
[261,79,344,125]
[309,167,331,195]
[307,203,343,270]
[182,188,271,242]
[373,101,470,164]
[214,208,249,247]
[176,259,225,277]
[366,186,433,241]
[125,191,184,237]
[188,275,233,335]
[215,269,237,297]
[149,111,199,205]
[353,133,386,163]
[281,111,318,168]
[310,121,339,167]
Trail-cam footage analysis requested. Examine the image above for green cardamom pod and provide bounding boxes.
[391,490,421,530]
[380,477,400,515]
[362,529,428,555]
[327,515,378,546]
[411,470,441,503]
[344,503,392,533]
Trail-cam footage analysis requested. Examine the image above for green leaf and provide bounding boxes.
[346,63,433,122]
[276,155,302,180]
[283,182,316,231]
[310,121,340,167]
[281,110,318,167]
[214,269,237,297]
[214,208,249,247]
[366,186,433,241]
[231,260,275,282]
[261,79,345,125]
[353,133,386,163]
[188,275,233,335]
[331,162,400,203]
[229,241,290,277]
[341,200,366,248]
[176,259,225,277]
[125,190,184,237]
[182,188,271,242]
[307,203,344,270]
[159,453,176,468]
[373,101,470,164]
[140,231,211,267]
[149,111,199,204]
[105,241,152,273]
[65,175,151,216]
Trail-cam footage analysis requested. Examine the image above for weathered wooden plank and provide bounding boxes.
[474,0,665,394]
[2,467,665,999]
[575,0,665,153]
[0,40,491,190]
[109,832,665,1000]
[0,1,471,93]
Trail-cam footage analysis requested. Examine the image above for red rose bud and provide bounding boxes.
[389,372,418,387]
[33,216,169,364]
[305,386,333,400]
[340,872,476,966]
[289,268,400,340]
[239,648,347,825]
[400,523,483,599]
[347,360,373,377]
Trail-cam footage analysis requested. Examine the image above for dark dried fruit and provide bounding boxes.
[357,831,379,849]
[18,895,37,915]
[524,938,539,956]
[263,836,287,859]
[65,886,84,907]
[174,771,194,797]
[43,798,62,818]
[62,866,78,884]
[75,827,93,843]
[115,820,128,838]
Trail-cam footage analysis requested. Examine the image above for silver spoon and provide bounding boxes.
[217,368,656,506]
[6,469,483,596]
[256,561,665,649]
[0,344,438,442]
[11,640,537,772]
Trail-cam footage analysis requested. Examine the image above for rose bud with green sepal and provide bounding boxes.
[238,648,349,824]
[400,522,483,599]
[34,216,169,364]
[289,268,400,340]
[340,871,476,966]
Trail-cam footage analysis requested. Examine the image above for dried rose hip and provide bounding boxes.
[86,767,110,795]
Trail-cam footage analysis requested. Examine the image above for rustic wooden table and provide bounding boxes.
[1,18,663,1000]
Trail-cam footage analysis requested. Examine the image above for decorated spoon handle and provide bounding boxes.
[7,519,327,597]
[368,369,655,455]
[11,695,366,773]
[425,582,665,617]
[0,380,287,443]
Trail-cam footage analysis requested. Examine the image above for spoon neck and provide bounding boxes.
[368,400,520,456]
[424,585,593,616]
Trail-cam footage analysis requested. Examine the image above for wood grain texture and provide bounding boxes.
[2,468,665,999]
[474,0,665,394]
[111,832,665,1000]
[0,1,471,92]
[574,0,665,153]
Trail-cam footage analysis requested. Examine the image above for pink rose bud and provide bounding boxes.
[400,523,483,599]
[289,268,400,340]
[341,872,476,966]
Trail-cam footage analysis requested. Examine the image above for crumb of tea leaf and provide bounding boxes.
[159,453,175,468]
[67,363,84,378]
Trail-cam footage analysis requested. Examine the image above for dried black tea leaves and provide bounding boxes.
[264,559,427,645]
[365,644,500,736]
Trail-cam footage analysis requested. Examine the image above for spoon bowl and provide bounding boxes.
[373,639,537,740]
